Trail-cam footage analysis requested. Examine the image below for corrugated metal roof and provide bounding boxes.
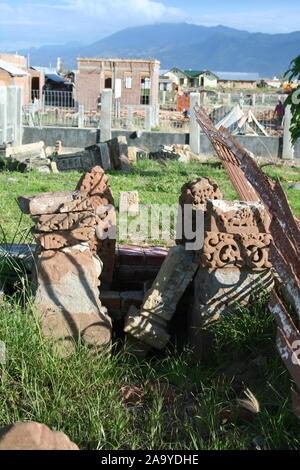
[0,59,29,77]
[213,71,260,81]
[184,70,204,77]
[45,73,65,83]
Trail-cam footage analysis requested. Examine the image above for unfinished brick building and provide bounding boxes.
[0,54,44,104]
[76,58,160,108]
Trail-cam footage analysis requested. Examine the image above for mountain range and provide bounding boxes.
[17,23,300,77]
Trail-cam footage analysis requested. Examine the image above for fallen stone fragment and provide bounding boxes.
[0,422,78,450]
[124,245,198,350]
[119,191,139,216]
[128,146,137,164]
[18,190,90,215]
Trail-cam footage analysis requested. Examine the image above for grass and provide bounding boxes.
[0,159,300,449]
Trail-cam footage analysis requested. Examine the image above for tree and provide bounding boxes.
[284,55,300,144]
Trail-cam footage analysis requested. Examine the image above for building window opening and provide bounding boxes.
[140,76,151,105]
[105,77,112,89]
[31,77,40,101]
[125,76,132,89]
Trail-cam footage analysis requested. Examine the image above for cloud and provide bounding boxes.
[0,0,298,51]
[64,0,184,24]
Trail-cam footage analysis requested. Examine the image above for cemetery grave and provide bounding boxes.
[0,108,300,450]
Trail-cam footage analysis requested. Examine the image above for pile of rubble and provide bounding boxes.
[0,141,58,173]
[124,177,273,355]
[16,164,274,357]
[53,136,132,172]
[149,144,201,163]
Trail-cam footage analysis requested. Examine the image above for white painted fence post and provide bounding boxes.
[282,104,294,160]
[100,89,112,142]
[189,92,200,154]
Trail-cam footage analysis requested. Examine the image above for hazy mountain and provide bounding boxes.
[17,23,300,77]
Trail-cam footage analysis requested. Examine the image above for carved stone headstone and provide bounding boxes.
[177,177,222,246]
[76,165,116,283]
[18,180,113,354]
[189,199,273,356]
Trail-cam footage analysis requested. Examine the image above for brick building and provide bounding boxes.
[213,72,259,90]
[76,58,160,108]
[0,54,44,104]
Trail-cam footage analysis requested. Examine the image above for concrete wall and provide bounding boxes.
[22,126,300,159]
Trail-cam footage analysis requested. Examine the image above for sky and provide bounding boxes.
[0,0,299,51]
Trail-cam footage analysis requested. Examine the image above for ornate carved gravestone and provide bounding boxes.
[177,177,222,246]
[189,199,274,357]
[18,167,116,354]
[76,165,116,283]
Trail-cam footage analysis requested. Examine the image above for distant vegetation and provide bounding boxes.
[285,55,300,144]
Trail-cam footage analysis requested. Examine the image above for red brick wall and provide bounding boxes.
[0,54,27,69]
[217,80,257,89]
[0,71,30,104]
[76,58,160,108]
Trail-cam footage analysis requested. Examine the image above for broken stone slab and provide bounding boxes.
[33,227,95,250]
[119,191,139,216]
[18,190,91,215]
[32,211,96,232]
[32,244,111,352]
[32,244,102,314]
[189,267,274,356]
[206,200,269,233]
[0,422,79,450]
[85,143,111,171]
[128,146,137,164]
[106,136,130,170]
[124,245,199,350]
[5,141,47,162]
[76,166,116,284]
[179,178,222,212]
[76,166,111,198]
